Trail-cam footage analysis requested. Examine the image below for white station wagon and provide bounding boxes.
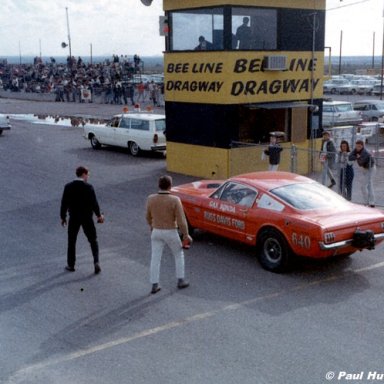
[83,113,166,156]
[0,113,11,135]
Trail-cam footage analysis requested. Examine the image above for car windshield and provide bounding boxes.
[155,119,166,132]
[270,183,348,210]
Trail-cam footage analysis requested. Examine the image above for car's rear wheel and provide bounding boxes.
[128,141,140,156]
[371,116,378,122]
[90,135,101,149]
[0,130,3,136]
[257,228,291,272]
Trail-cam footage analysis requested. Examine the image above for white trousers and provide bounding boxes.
[150,229,185,284]
[361,166,376,206]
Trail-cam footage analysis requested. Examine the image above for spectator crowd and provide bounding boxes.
[0,54,164,107]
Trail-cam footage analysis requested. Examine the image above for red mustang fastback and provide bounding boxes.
[172,172,384,272]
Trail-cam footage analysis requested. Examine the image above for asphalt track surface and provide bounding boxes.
[1,97,384,384]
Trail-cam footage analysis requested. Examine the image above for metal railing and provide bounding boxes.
[231,131,384,207]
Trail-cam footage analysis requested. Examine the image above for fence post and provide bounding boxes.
[290,144,297,173]
[375,123,380,167]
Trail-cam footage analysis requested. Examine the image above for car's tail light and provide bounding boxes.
[153,134,158,144]
[324,232,336,244]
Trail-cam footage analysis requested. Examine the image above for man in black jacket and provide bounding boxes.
[349,139,376,207]
[60,166,104,274]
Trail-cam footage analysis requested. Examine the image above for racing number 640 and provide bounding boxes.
[292,233,311,249]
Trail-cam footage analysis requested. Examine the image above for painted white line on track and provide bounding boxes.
[6,260,384,383]
[352,260,384,273]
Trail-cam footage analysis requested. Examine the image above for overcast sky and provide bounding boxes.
[0,0,383,58]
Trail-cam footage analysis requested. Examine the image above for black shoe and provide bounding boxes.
[65,266,75,272]
[94,263,101,274]
[328,180,336,188]
[151,283,161,294]
[177,279,189,289]
[369,204,376,208]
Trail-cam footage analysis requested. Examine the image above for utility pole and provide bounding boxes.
[65,7,72,60]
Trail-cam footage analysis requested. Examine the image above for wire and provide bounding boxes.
[327,0,372,11]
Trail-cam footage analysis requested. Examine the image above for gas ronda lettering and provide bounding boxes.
[209,201,236,213]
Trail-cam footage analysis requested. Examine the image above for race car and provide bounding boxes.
[171,171,384,272]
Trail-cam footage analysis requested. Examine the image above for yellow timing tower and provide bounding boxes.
[162,0,326,178]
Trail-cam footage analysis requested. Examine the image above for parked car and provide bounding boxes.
[372,84,384,96]
[349,79,376,95]
[150,74,164,84]
[353,100,384,122]
[322,101,363,127]
[83,113,166,156]
[171,171,384,272]
[0,113,11,135]
[323,78,352,94]
[131,75,152,84]
[356,122,384,143]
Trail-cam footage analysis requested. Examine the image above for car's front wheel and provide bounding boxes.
[128,141,140,156]
[257,228,291,272]
[90,135,101,149]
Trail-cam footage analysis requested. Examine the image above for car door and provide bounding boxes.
[100,116,120,145]
[200,181,258,242]
[113,116,131,147]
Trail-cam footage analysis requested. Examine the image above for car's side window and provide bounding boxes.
[131,119,150,131]
[108,117,120,128]
[218,182,258,207]
[119,118,130,128]
[237,188,257,207]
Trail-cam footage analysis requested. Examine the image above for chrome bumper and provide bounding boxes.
[151,145,166,151]
[319,233,384,251]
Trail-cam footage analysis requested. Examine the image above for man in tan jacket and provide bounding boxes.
[146,175,190,294]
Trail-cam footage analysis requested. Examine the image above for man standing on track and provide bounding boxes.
[146,175,191,294]
[60,166,104,274]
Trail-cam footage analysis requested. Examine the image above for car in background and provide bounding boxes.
[150,74,164,84]
[131,74,152,84]
[349,79,377,95]
[372,84,384,96]
[0,113,11,135]
[322,101,363,127]
[357,122,384,143]
[353,100,384,122]
[323,78,352,94]
[83,113,166,156]
[172,172,384,272]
